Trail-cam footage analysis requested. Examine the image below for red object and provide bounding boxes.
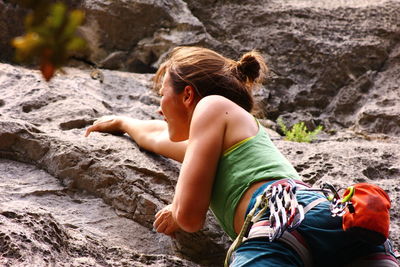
[342,183,391,245]
[40,48,56,81]
[40,62,55,81]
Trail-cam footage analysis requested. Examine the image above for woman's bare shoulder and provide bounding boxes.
[195,95,242,115]
[192,95,257,150]
[190,95,231,132]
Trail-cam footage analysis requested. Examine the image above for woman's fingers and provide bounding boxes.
[93,116,116,125]
[153,213,163,228]
[84,116,120,137]
[154,208,168,229]
[154,212,169,234]
[84,126,93,137]
[155,218,177,237]
[164,224,178,237]
[84,124,100,137]
[155,219,168,233]
[84,123,105,137]
[153,205,179,237]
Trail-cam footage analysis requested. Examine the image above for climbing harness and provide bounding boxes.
[224,179,326,267]
[224,179,393,267]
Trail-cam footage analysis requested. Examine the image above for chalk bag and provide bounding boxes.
[342,183,391,245]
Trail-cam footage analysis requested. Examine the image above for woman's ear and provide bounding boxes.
[182,85,196,107]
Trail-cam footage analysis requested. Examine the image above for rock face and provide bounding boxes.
[0,0,400,266]
[0,64,229,266]
[1,62,399,266]
[1,0,400,135]
[0,159,195,267]
[184,0,400,136]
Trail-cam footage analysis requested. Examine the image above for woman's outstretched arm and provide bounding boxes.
[154,96,227,234]
[85,116,187,162]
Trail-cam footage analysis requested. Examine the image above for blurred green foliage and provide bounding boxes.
[277,118,323,143]
[10,0,86,81]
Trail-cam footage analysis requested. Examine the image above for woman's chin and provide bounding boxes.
[169,132,187,142]
[169,136,184,142]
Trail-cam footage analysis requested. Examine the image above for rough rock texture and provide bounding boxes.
[0,159,196,267]
[1,0,400,266]
[0,0,217,72]
[184,0,400,136]
[0,64,230,266]
[1,61,399,266]
[1,0,399,135]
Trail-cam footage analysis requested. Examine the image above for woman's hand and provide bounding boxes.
[85,115,125,137]
[153,204,180,237]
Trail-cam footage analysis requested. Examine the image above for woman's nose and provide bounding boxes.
[157,107,163,116]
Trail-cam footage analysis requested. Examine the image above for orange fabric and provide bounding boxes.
[342,183,391,245]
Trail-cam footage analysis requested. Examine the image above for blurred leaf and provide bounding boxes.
[62,10,85,39]
[12,32,43,61]
[66,36,86,51]
[48,3,67,30]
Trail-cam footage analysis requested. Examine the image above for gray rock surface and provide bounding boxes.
[1,60,399,266]
[1,0,399,135]
[0,158,195,267]
[1,0,400,266]
[184,0,400,135]
[0,63,230,266]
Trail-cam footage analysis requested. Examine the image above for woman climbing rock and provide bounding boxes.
[85,46,398,266]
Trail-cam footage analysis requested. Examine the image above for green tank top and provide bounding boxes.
[210,122,300,239]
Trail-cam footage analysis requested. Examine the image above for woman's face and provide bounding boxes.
[159,71,190,142]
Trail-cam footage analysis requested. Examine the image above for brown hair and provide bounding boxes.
[154,46,268,112]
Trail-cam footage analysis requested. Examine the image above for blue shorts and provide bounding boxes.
[230,181,399,267]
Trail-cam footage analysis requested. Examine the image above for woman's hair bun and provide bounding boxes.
[236,51,267,84]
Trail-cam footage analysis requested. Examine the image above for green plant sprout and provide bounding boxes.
[277,118,323,143]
